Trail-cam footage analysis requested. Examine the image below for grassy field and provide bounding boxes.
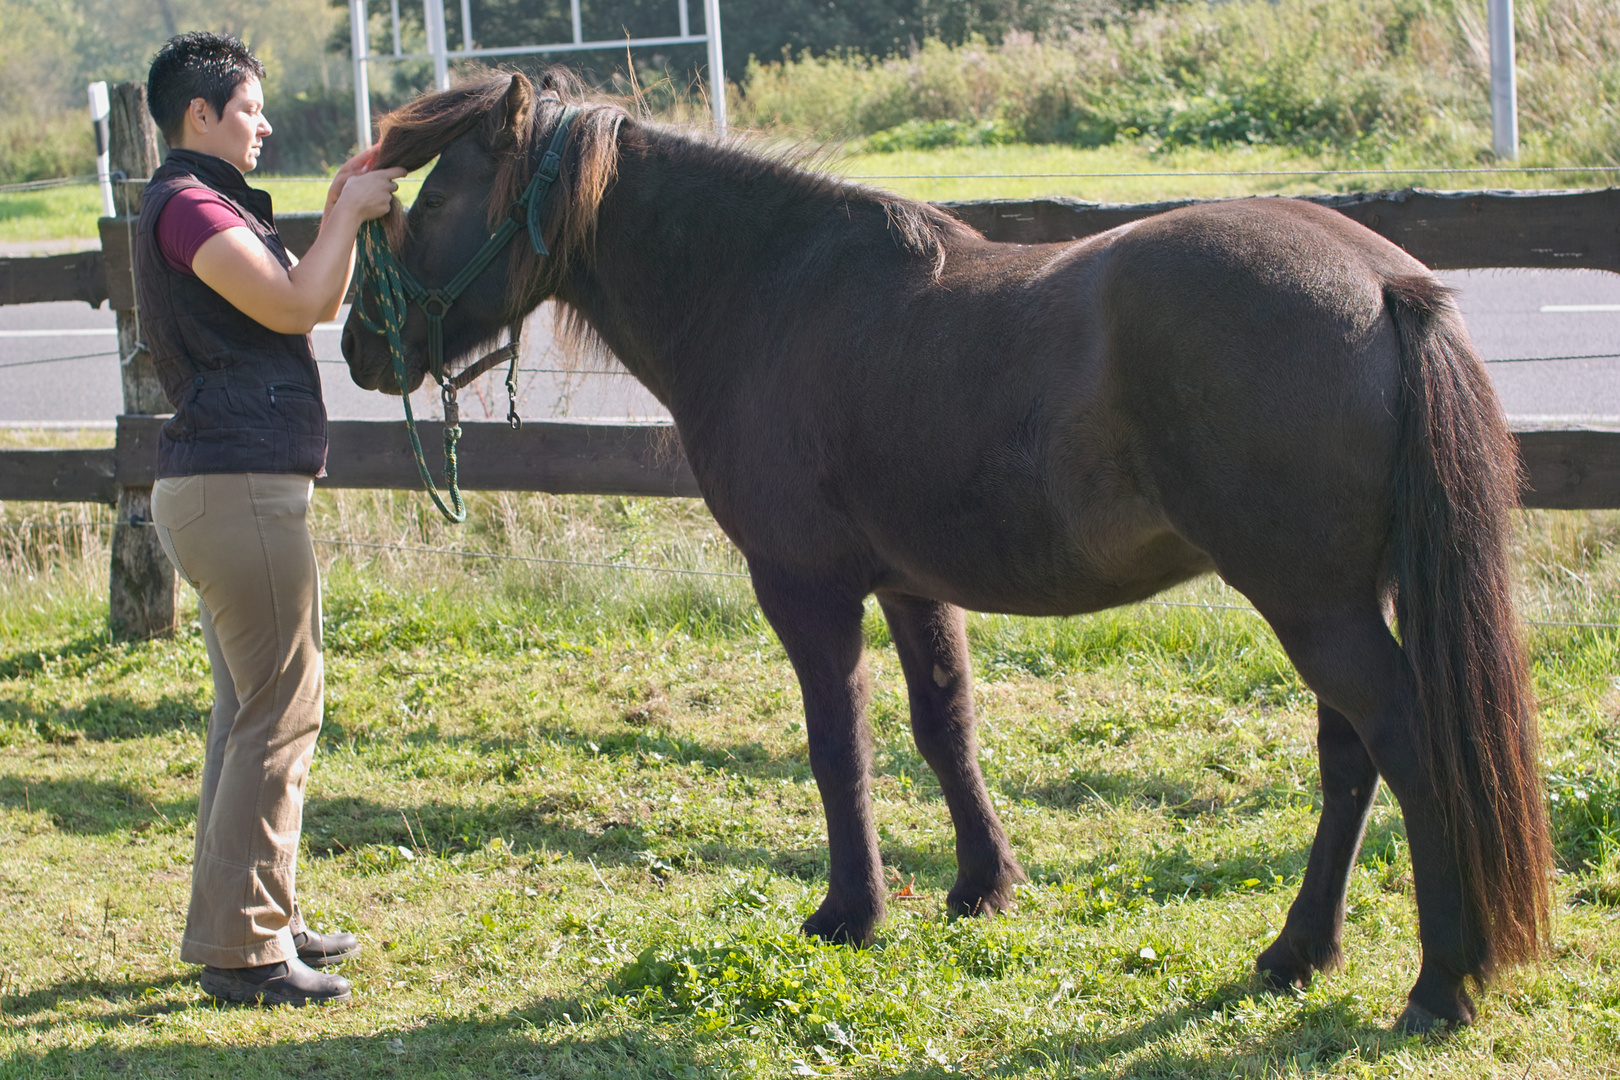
[0,178,426,248]
[4,142,1612,248]
[0,485,1617,1079]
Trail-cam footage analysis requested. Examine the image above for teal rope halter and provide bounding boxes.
[353,107,581,523]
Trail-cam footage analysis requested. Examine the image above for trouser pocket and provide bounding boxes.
[152,475,206,584]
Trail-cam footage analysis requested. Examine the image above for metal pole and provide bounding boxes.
[391,0,402,56]
[1489,0,1517,160]
[570,0,582,46]
[350,0,373,149]
[460,0,473,50]
[703,0,725,132]
[678,0,689,40]
[424,0,450,90]
[88,82,114,218]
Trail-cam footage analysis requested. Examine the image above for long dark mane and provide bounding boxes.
[373,70,624,315]
[371,68,974,321]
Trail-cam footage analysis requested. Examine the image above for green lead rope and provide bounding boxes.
[352,107,580,525]
[355,219,468,523]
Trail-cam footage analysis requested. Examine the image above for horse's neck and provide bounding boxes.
[554,130,889,399]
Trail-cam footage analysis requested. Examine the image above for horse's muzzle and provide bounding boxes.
[340,322,416,395]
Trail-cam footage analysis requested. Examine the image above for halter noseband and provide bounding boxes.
[354,106,581,523]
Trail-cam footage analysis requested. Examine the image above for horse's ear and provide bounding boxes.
[483,72,533,150]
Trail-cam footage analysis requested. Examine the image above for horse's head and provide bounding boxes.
[342,70,620,395]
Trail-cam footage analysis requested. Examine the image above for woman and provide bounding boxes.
[137,31,404,1006]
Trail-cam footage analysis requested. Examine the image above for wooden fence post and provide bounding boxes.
[106,80,177,641]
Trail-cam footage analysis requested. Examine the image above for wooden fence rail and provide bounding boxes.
[3,176,1619,639]
[5,419,1611,510]
[9,186,1620,310]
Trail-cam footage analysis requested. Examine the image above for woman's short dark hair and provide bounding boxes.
[147,32,266,144]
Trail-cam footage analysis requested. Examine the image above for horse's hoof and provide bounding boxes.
[1255,931,1343,993]
[801,905,877,947]
[1397,984,1475,1034]
[1255,939,1316,992]
[1395,1002,1465,1035]
[1257,960,1312,993]
[946,861,1028,919]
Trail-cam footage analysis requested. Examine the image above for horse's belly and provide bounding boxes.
[867,500,1217,617]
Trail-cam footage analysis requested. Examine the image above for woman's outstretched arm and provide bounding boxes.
[192,149,405,334]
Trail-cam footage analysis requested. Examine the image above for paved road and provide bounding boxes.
[2,268,1616,426]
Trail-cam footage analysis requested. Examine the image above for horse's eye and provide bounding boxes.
[420,192,445,210]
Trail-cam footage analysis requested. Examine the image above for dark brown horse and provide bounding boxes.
[342,71,1553,1031]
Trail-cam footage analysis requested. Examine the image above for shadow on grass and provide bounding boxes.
[1042,982,1408,1079]
[1,974,194,1034]
[0,691,205,745]
[302,789,851,890]
[0,971,1410,1079]
[0,773,194,836]
[0,632,114,681]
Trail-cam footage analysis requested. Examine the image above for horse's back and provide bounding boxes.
[1085,198,1436,599]
[868,198,1430,610]
[713,197,1444,614]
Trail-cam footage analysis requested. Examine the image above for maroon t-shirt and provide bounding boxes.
[154,187,245,274]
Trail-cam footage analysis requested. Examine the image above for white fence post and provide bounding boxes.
[1489,0,1518,160]
[704,0,726,133]
[88,82,115,218]
[424,0,450,90]
[350,0,373,150]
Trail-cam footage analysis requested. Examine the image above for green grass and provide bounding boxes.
[0,185,106,247]
[0,178,427,247]
[829,141,1619,205]
[8,137,1608,248]
[0,492,1618,1077]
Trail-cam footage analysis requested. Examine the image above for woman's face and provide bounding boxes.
[182,76,272,173]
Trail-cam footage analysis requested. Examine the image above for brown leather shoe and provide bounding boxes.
[293,928,361,968]
[200,957,351,1006]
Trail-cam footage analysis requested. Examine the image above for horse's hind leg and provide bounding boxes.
[749,568,886,945]
[1256,703,1379,989]
[878,592,1027,916]
[1258,605,1480,1029]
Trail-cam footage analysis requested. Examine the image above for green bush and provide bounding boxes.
[740,0,1620,163]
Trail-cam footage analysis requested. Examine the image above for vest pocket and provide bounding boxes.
[267,382,319,405]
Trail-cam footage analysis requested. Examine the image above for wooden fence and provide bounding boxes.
[6,190,1618,510]
[2,99,1617,636]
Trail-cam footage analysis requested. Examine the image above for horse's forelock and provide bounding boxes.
[374,73,515,172]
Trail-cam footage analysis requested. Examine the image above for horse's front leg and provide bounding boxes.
[751,567,884,945]
[878,591,1026,916]
[1257,703,1379,989]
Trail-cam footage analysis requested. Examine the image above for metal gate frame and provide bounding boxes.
[347,0,726,150]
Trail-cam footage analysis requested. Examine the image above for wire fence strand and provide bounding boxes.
[9,351,1620,376]
[0,350,120,371]
[0,174,98,193]
[848,165,1620,181]
[308,536,753,579]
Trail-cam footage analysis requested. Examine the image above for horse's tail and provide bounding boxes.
[1385,274,1551,977]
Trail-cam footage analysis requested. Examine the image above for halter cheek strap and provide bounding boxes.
[353,107,581,524]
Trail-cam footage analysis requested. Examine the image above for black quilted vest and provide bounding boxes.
[135,148,328,478]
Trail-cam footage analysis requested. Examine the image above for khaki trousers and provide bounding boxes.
[152,472,322,968]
